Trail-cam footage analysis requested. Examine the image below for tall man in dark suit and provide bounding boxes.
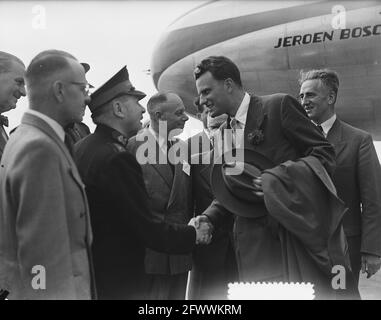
[128,92,195,300]
[75,68,210,299]
[0,50,95,299]
[0,51,26,159]
[298,69,381,288]
[187,100,237,300]
[193,56,336,285]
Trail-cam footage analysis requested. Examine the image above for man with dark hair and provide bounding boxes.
[0,50,95,299]
[0,51,26,159]
[75,68,209,299]
[193,56,337,296]
[299,69,381,292]
[128,92,205,300]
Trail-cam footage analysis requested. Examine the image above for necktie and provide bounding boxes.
[230,118,242,148]
[316,125,325,137]
[64,133,74,157]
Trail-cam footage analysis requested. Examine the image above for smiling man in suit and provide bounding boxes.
[0,51,26,159]
[299,69,381,292]
[128,92,198,300]
[193,56,336,286]
[0,50,95,299]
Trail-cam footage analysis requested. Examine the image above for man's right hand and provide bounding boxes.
[188,215,213,245]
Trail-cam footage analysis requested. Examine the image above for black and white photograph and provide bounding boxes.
[0,0,380,305]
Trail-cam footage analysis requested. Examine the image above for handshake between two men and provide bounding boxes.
[188,215,214,245]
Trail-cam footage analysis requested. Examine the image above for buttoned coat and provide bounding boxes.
[0,113,95,299]
[327,119,381,277]
[75,125,196,299]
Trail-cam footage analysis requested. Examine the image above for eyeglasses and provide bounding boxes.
[66,81,92,95]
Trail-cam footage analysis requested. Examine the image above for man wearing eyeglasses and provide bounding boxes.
[0,50,95,299]
[0,51,26,160]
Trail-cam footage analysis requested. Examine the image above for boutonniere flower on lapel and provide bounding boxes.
[247,129,264,146]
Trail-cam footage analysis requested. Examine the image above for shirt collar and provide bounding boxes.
[319,114,336,136]
[233,92,250,126]
[26,109,65,142]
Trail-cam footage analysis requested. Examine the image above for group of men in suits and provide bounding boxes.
[0,49,380,300]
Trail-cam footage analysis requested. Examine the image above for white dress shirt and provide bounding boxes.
[229,92,250,148]
[315,114,337,138]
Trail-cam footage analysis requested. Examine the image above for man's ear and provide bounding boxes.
[154,110,163,121]
[328,91,337,105]
[112,100,125,118]
[52,81,64,103]
[224,78,234,93]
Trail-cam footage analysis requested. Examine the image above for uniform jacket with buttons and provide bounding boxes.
[75,125,195,299]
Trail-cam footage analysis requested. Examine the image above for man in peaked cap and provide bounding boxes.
[74,66,210,299]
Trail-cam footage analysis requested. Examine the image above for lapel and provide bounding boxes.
[21,112,93,244]
[199,152,213,186]
[200,131,212,153]
[326,118,346,158]
[167,159,184,209]
[0,125,8,155]
[139,129,173,189]
[243,95,267,152]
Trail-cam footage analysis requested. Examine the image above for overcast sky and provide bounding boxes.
[0,0,205,136]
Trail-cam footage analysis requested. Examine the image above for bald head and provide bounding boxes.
[0,51,24,74]
[147,92,183,115]
[25,49,90,126]
[26,50,78,88]
[147,92,188,136]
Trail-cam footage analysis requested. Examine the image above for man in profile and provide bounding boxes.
[0,50,95,299]
[193,56,336,296]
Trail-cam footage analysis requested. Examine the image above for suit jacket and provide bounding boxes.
[75,125,196,299]
[188,148,237,299]
[128,128,193,275]
[204,93,336,281]
[0,113,95,299]
[187,130,212,159]
[327,118,381,256]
